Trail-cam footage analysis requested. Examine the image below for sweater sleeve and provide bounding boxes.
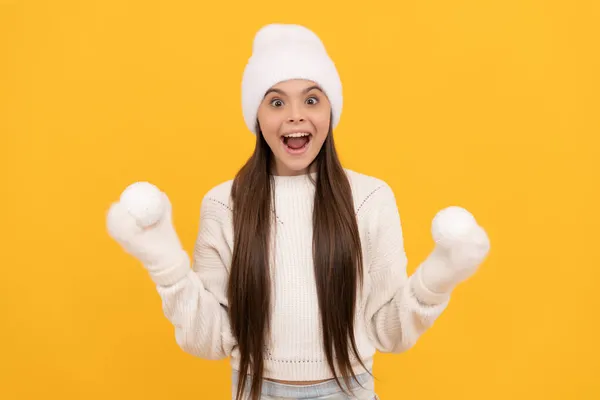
[152,197,237,360]
[363,183,450,353]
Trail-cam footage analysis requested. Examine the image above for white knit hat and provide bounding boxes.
[241,23,343,135]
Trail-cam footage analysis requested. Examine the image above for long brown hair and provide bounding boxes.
[228,119,371,400]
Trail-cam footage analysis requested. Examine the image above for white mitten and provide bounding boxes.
[419,206,491,295]
[106,182,186,273]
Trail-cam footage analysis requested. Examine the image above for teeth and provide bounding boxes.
[283,132,310,138]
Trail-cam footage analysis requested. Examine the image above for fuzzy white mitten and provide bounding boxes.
[106,182,189,284]
[416,206,491,298]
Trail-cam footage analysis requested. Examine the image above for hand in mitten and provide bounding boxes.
[106,182,187,276]
[419,206,491,295]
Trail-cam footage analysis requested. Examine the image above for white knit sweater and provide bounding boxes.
[142,169,459,381]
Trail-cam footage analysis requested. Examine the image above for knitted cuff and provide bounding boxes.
[410,267,452,306]
[146,250,191,287]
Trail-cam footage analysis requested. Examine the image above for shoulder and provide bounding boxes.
[344,169,397,216]
[200,178,234,220]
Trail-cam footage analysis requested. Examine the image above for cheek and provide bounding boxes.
[312,112,331,139]
[257,113,281,144]
[261,125,278,143]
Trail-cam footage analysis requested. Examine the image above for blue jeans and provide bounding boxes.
[231,369,379,399]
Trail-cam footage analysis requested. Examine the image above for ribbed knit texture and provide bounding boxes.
[148,169,450,381]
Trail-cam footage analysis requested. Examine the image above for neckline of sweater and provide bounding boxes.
[271,171,318,193]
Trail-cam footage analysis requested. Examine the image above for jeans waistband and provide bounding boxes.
[231,369,374,399]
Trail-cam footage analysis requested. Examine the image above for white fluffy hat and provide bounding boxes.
[241,23,343,135]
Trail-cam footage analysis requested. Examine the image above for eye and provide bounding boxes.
[306,96,319,105]
[270,98,284,107]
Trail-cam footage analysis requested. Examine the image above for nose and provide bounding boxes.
[287,116,305,123]
[287,104,305,123]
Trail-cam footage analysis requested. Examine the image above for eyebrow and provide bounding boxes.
[263,85,323,98]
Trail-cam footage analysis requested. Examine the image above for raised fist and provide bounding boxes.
[432,206,490,270]
[421,206,491,294]
[106,182,184,269]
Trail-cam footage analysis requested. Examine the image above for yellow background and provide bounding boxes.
[1,0,599,399]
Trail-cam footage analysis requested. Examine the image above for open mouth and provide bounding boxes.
[281,132,312,154]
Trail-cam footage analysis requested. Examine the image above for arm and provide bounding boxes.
[155,199,237,360]
[106,182,236,360]
[363,184,490,353]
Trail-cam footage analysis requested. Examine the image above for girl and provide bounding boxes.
[107,24,490,400]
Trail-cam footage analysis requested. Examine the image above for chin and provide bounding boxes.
[277,154,318,175]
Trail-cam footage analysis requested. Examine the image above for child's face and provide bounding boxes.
[257,79,331,176]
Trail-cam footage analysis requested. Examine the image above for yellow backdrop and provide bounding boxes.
[2,0,599,399]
